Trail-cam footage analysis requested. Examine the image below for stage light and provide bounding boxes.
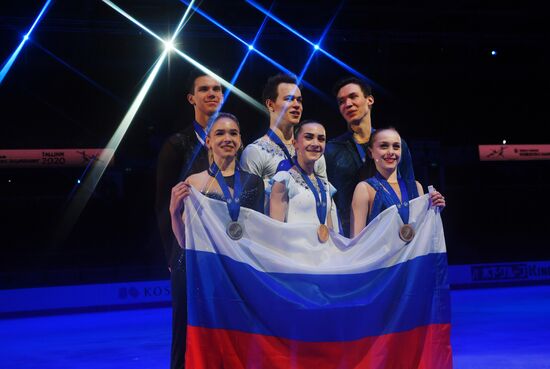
[164,39,175,52]
[245,0,380,91]
[0,0,52,84]
[248,44,254,50]
[502,140,507,145]
[77,179,81,184]
[178,0,328,100]
[314,44,320,50]
[60,1,199,240]
[491,50,497,56]
[103,0,263,113]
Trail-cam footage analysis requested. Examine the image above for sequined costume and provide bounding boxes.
[268,167,339,228]
[202,170,265,213]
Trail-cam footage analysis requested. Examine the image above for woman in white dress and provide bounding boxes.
[269,120,339,241]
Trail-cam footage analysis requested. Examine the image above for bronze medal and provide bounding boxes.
[399,224,415,243]
[226,221,243,240]
[317,224,329,243]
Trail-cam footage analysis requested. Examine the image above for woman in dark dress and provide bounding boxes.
[169,112,264,246]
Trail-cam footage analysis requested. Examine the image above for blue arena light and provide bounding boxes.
[245,0,381,91]
[179,0,329,100]
[314,44,320,50]
[0,0,52,85]
[224,12,270,102]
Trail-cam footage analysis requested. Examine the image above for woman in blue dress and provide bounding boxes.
[350,127,446,237]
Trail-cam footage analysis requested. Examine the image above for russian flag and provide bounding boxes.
[184,188,452,369]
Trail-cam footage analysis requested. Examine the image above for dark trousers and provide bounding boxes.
[170,251,187,369]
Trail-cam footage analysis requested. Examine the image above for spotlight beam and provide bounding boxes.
[62,1,198,239]
[58,51,168,240]
[103,0,264,113]
[172,48,265,113]
[0,0,52,85]
[102,0,164,44]
[293,1,343,86]
[245,0,381,90]
[179,0,328,100]
[170,0,197,41]
[224,12,270,102]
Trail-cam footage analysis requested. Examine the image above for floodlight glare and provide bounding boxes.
[0,0,52,84]
[314,44,319,50]
[248,44,254,50]
[164,39,175,52]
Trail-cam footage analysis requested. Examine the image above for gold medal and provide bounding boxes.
[317,224,329,243]
[399,224,415,243]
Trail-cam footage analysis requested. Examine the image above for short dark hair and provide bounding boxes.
[332,76,373,98]
[186,68,222,94]
[293,119,325,138]
[261,73,301,105]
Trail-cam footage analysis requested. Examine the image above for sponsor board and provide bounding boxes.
[0,149,114,167]
[0,280,170,314]
[479,144,550,161]
[448,261,550,286]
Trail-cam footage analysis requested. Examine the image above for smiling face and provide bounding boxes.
[293,122,326,165]
[369,129,402,174]
[206,116,241,162]
[336,83,374,126]
[187,75,223,121]
[267,83,303,126]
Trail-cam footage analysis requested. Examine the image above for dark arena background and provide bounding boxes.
[1,1,549,368]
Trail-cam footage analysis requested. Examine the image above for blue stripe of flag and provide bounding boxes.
[187,250,450,342]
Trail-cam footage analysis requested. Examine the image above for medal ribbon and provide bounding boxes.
[209,162,242,222]
[354,140,367,163]
[294,164,328,225]
[374,172,410,224]
[267,129,293,161]
[193,121,207,146]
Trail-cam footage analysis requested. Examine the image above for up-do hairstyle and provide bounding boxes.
[210,112,241,132]
[293,119,325,138]
[332,76,373,98]
[186,68,223,94]
[368,126,400,148]
[262,73,302,106]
